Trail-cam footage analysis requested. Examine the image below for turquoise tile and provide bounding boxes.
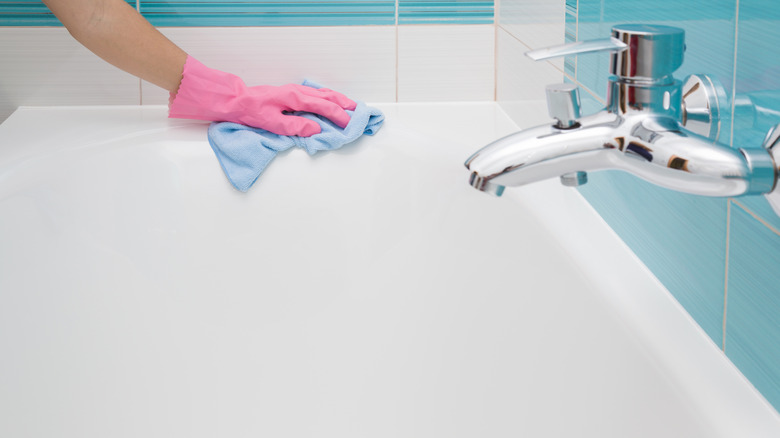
[736,197,780,233]
[573,0,738,105]
[1,0,399,27]
[732,1,780,231]
[0,0,136,25]
[570,0,740,347]
[2,0,497,27]
[725,203,780,412]
[140,0,397,26]
[578,172,728,345]
[398,0,494,24]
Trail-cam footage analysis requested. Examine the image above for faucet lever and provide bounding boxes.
[525,37,627,61]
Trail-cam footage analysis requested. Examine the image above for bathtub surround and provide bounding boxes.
[1,102,779,436]
[2,0,779,420]
[494,0,780,412]
[2,0,494,26]
[0,24,494,120]
[0,1,495,121]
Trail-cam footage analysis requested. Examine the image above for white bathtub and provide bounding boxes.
[0,103,778,437]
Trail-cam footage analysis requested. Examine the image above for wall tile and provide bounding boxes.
[0,28,141,122]
[558,0,780,413]
[141,26,396,105]
[725,203,780,411]
[499,0,565,61]
[495,0,567,122]
[0,0,136,26]
[731,2,780,231]
[573,1,738,104]
[398,0,494,24]
[578,174,729,345]
[397,25,494,102]
[495,27,565,127]
[139,0,396,26]
[558,0,741,346]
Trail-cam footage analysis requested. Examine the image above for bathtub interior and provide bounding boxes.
[0,103,779,437]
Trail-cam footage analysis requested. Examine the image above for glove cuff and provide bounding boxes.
[168,55,247,123]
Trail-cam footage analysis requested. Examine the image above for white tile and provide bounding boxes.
[496,27,564,127]
[397,25,495,102]
[142,26,396,105]
[499,0,565,49]
[0,28,141,123]
[498,0,565,70]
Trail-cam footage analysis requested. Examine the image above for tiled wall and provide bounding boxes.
[497,0,780,413]
[1,0,494,26]
[0,1,495,121]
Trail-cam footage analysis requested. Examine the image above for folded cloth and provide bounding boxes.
[207,81,385,192]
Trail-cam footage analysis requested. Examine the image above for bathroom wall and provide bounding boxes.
[0,0,494,121]
[497,0,780,412]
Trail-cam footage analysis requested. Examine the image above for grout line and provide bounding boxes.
[564,72,606,106]
[575,0,579,79]
[394,0,399,102]
[497,24,567,78]
[731,198,780,237]
[723,199,732,352]
[729,0,740,147]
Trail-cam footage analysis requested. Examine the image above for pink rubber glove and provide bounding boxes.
[169,56,357,137]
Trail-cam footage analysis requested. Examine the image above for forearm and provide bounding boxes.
[43,0,187,93]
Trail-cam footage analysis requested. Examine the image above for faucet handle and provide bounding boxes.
[546,83,581,129]
[526,37,627,61]
[611,24,685,81]
[527,24,685,82]
[763,123,780,217]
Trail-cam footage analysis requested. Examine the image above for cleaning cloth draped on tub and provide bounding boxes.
[207,81,385,192]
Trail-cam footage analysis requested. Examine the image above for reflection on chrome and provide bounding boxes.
[466,24,780,215]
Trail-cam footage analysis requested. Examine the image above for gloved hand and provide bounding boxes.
[168,56,357,137]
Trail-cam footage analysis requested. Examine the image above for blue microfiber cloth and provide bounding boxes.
[207,81,385,192]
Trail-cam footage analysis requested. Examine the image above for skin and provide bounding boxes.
[38,0,355,136]
[42,0,188,93]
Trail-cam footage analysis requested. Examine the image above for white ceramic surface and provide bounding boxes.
[141,26,397,105]
[0,28,141,122]
[0,103,778,437]
[397,25,495,102]
[496,27,566,127]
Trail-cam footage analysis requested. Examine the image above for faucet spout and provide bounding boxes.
[466,111,777,198]
[465,112,618,196]
[467,23,780,213]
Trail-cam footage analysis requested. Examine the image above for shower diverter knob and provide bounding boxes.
[546,83,581,129]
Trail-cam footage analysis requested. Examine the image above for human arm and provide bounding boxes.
[40,0,356,136]
[42,0,187,93]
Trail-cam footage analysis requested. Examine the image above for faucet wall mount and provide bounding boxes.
[466,24,780,217]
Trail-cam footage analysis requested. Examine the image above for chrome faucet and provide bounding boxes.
[465,24,780,216]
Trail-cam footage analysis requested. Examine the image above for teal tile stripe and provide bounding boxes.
[141,0,396,26]
[398,0,493,24]
[0,0,135,25]
[1,0,494,26]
